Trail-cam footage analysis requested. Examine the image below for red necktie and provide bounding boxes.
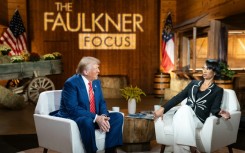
[88,82,96,113]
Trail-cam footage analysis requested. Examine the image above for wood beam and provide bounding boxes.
[208,20,221,59]
[192,27,197,72]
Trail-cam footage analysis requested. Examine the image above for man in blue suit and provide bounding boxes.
[52,56,123,153]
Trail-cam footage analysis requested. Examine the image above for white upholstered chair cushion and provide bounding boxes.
[154,89,241,153]
[34,90,123,153]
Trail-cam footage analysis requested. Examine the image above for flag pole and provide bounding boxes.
[156,12,174,101]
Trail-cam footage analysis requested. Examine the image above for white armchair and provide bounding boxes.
[34,90,123,153]
[154,89,241,153]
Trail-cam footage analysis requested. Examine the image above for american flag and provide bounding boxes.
[160,13,174,73]
[0,10,28,55]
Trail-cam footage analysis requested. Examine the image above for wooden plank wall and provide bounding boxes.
[3,0,245,94]
[1,0,179,94]
[175,0,245,68]
[176,0,245,24]
[228,34,245,68]
[175,0,245,69]
[160,0,177,72]
[0,0,8,27]
[7,0,27,28]
[160,0,176,31]
[26,0,162,94]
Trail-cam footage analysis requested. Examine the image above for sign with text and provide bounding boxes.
[43,2,144,50]
[79,33,136,49]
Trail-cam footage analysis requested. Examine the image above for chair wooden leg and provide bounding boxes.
[43,148,48,153]
[227,145,233,153]
[160,145,166,153]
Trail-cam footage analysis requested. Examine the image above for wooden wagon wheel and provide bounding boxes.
[27,76,55,103]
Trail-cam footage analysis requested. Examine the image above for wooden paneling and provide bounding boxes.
[160,0,177,70]
[228,34,245,68]
[0,0,8,27]
[28,0,160,93]
[176,0,245,26]
[175,0,245,69]
[0,0,27,36]
[208,20,221,59]
[160,0,176,26]
[7,0,27,28]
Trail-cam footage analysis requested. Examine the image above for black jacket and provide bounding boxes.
[163,80,224,123]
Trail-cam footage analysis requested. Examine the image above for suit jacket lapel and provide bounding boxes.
[191,82,200,102]
[77,75,90,110]
[192,81,213,102]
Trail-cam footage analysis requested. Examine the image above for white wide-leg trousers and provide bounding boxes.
[172,105,203,153]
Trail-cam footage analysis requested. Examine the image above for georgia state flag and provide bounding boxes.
[160,13,174,73]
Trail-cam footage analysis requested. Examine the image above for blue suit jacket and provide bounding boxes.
[53,74,109,120]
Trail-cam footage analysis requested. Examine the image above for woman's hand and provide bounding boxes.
[96,115,110,132]
[153,107,165,121]
[219,110,231,120]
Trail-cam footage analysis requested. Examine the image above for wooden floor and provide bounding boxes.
[20,146,245,153]
[0,95,244,153]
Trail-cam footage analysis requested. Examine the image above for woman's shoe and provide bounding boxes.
[190,146,201,153]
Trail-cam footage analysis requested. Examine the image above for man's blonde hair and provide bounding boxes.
[76,56,100,74]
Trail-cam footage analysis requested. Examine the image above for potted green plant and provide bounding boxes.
[216,61,235,89]
[120,85,146,114]
[219,62,235,80]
